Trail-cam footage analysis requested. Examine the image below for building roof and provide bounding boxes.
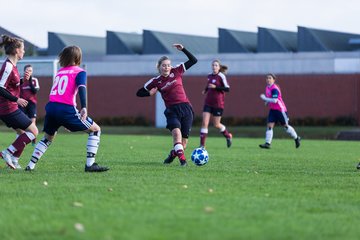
[257,27,297,52]
[142,30,218,54]
[298,26,360,52]
[218,28,257,53]
[47,32,106,56]
[106,31,142,55]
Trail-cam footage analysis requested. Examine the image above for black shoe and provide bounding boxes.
[259,143,271,149]
[180,160,187,167]
[226,133,233,148]
[295,137,301,148]
[25,166,33,171]
[163,151,176,164]
[356,163,360,170]
[85,163,109,172]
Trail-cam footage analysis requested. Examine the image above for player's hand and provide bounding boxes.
[17,98,28,107]
[260,94,266,100]
[208,83,216,89]
[149,87,158,96]
[173,44,184,51]
[24,70,31,81]
[80,108,87,121]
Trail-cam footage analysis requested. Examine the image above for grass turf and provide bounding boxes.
[0,132,360,240]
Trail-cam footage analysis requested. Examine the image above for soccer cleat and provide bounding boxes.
[226,133,233,148]
[163,150,176,164]
[179,160,187,167]
[357,163,360,170]
[0,150,16,170]
[259,143,271,149]
[295,137,301,148]
[84,162,109,172]
[25,166,33,171]
[12,160,22,169]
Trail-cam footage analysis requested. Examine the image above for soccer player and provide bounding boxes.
[0,35,38,169]
[259,73,301,149]
[199,59,232,148]
[19,64,40,125]
[136,43,197,166]
[19,64,39,145]
[25,45,109,172]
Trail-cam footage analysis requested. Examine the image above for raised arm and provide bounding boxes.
[173,44,197,70]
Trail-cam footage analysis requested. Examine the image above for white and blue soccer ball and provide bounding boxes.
[191,147,209,166]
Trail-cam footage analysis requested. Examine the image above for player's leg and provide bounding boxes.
[83,121,109,172]
[28,102,38,145]
[163,106,182,165]
[0,110,38,169]
[281,112,300,148]
[200,110,211,148]
[212,111,232,148]
[26,132,56,171]
[178,103,194,166]
[26,104,58,171]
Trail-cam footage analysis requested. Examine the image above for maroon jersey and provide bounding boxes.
[0,59,20,115]
[144,64,190,108]
[20,77,39,104]
[204,72,229,109]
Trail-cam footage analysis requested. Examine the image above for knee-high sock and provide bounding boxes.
[28,137,52,169]
[265,127,273,144]
[285,125,298,139]
[87,131,100,167]
[200,128,208,147]
[9,132,35,158]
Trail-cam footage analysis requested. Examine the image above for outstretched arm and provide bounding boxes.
[173,44,197,70]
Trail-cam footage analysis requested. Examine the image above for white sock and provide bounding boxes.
[28,137,51,169]
[200,128,208,134]
[86,131,100,167]
[265,128,273,144]
[285,125,298,139]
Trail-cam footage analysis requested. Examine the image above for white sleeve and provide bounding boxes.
[218,72,229,88]
[0,62,13,88]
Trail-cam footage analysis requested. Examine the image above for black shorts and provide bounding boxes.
[0,109,32,130]
[268,109,289,125]
[203,105,224,117]
[164,103,194,138]
[19,101,37,119]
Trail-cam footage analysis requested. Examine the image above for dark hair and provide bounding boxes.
[213,59,228,74]
[58,46,82,67]
[267,73,277,79]
[24,64,32,71]
[0,35,24,55]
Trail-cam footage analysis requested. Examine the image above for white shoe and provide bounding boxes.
[12,160,22,169]
[0,150,16,170]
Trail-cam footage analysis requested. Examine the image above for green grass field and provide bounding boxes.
[1,131,360,240]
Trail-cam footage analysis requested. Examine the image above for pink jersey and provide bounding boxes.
[265,83,287,112]
[204,72,229,109]
[0,59,20,115]
[49,66,84,106]
[20,77,39,104]
[144,64,190,108]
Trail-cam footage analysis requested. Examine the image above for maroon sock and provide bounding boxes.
[11,133,33,158]
[222,129,230,138]
[200,133,207,147]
